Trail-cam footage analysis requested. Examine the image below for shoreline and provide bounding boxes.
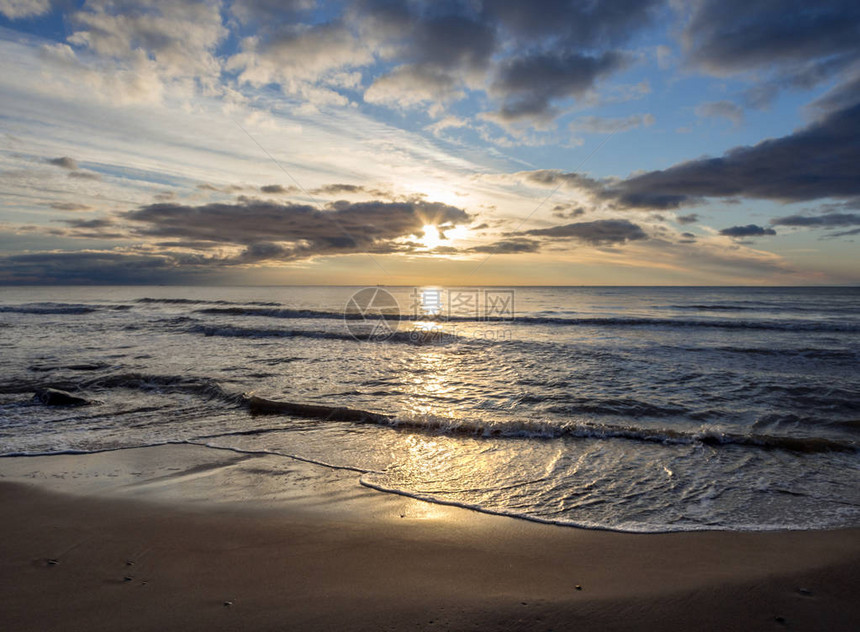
[1,444,859,631]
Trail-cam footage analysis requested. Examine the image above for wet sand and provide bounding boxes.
[0,445,858,631]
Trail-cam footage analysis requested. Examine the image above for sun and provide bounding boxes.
[420,224,442,249]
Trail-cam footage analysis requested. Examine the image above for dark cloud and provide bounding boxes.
[485,0,662,47]
[469,238,540,254]
[684,0,860,106]
[61,218,114,229]
[355,0,657,124]
[36,217,127,240]
[405,14,496,72]
[154,240,222,249]
[197,183,247,193]
[49,202,92,211]
[124,198,470,259]
[551,204,586,219]
[491,50,630,122]
[514,169,607,193]
[0,252,190,285]
[608,102,860,208]
[311,183,365,195]
[47,156,78,169]
[68,171,101,181]
[357,1,496,71]
[719,224,777,237]
[230,0,314,24]
[770,212,860,227]
[828,227,860,238]
[685,0,860,74]
[521,219,648,245]
[809,72,860,115]
[260,184,298,194]
[676,213,700,225]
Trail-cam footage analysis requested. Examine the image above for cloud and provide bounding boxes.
[68,0,227,80]
[683,0,860,105]
[46,156,78,169]
[569,113,655,133]
[364,65,464,113]
[311,184,373,196]
[485,0,661,45]
[521,219,648,245]
[50,217,125,239]
[0,251,202,285]
[469,238,541,254]
[260,184,298,194]
[551,204,586,219]
[0,0,51,19]
[426,115,470,137]
[719,224,777,237]
[695,100,744,127]
[684,0,860,74]
[770,212,860,227]
[504,169,608,193]
[49,202,93,212]
[227,21,371,103]
[676,213,700,225]
[356,0,656,125]
[45,155,101,180]
[229,0,314,25]
[490,50,631,123]
[388,11,496,72]
[1,194,475,282]
[68,171,101,181]
[828,227,860,238]
[608,102,860,208]
[198,183,247,193]
[29,0,663,131]
[61,218,114,229]
[124,198,471,259]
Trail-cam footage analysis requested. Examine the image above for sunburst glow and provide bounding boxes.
[420,224,442,249]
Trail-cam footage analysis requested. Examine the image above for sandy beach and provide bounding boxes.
[0,445,858,631]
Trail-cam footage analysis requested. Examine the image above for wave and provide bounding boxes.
[0,372,240,403]
[136,297,281,306]
[692,346,858,360]
[80,373,239,402]
[187,323,467,344]
[234,395,857,454]
[664,303,860,315]
[0,303,98,315]
[197,306,331,317]
[0,302,136,315]
[541,399,690,418]
[5,299,855,333]
[189,306,858,332]
[502,315,859,332]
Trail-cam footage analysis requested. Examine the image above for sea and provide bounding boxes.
[1,285,858,533]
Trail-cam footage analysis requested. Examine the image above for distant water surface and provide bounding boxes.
[1,285,858,532]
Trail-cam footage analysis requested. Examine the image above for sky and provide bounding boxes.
[0,0,858,286]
